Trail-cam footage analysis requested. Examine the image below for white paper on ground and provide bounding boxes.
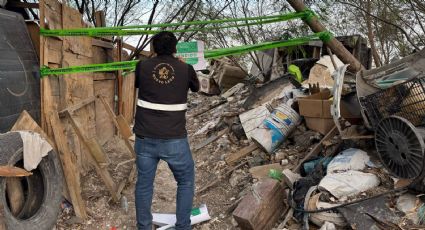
[320,221,337,230]
[318,170,380,199]
[154,204,211,229]
[326,148,373,174]
[18,131,53,171]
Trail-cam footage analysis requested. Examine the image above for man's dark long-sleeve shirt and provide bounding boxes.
[133,55,200,139]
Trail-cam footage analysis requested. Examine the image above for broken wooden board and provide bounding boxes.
[116,115,133,139]
[225,143,258,166]
[233,178,285,230]
[193,128,229,151]
[11,110,56,149]
[49,112,87,219]
[116,164,137,197]
[249,163,283,180]
[58,96,95,117]
[98,95,135,157]
[294,126,338,172]
[66,111,109,165]
[65,112,118,201]
[0,166,32,177]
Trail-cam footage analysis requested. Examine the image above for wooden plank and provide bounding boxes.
[49,112,87,219]
[117,39,124,115]
[0,166,32,177]
[225,143,258,166]
[62,6,92,58]
[61,52,96,172]
[116,164,136,197]
[233,179,285,230]
[26,21,40,57]
[94,11,106,27]
[58,96,95,116]
[121,72,136,124]
[11,110,56,149]
[65,111,109,165]
[64,112,118,201]
[249,163,283,180]
[294,126,338,172]
[92,39,114,49]
[116,115,132,139]
[98,95,135,157]
[194,128,229,151]
[94,80,115,145]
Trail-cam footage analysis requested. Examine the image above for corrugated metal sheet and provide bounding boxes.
[0,9,40,132]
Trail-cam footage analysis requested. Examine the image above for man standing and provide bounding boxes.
[133,31,199,230]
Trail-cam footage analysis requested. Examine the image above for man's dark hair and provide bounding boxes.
[151,31,178,55]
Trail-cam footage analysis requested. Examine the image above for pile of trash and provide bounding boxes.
[187,48,425,229]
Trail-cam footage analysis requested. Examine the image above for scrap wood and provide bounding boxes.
[98,95,135,157]
[0,166,32,177]
[49,112,87,219]
[116,164,137,198]
[197,161,247,194]
[64,111,119,202]
[190,99,227,118]
[233,178,286,230]
[277,207,294,229]
[194,127,229,151]
[114,158,135,171]
[225,143,258,165]
[11,110,56,150]
[66,111,109,165]
[249,163,283,180]
[294,126,338,172]
[58,96,96,117]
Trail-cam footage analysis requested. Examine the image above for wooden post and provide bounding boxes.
[287,0,364,73]
[49,112,87,219]
[117,38,124,115]
[94,11,106,27]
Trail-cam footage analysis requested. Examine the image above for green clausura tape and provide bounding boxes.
[318,31,333,43]
[40,32,328,76]
[40,10,314,37]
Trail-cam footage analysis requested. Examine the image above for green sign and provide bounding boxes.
[176,41,207,70]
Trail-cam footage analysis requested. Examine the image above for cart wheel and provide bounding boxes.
[375,116,425,179]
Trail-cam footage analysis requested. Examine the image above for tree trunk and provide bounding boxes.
[286,0,364,73]
[365,0,382,67]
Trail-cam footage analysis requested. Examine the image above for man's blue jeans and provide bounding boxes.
[134,137,195,230]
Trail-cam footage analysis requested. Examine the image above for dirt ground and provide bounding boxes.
[54,89,402,230]
[56,92,254,230]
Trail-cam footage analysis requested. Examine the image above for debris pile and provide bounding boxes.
[187,48,425,229]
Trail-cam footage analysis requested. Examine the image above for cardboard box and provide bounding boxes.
[298,90,357,134]
[197,73,220,95]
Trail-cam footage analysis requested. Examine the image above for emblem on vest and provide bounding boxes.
[152,63,175,84]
